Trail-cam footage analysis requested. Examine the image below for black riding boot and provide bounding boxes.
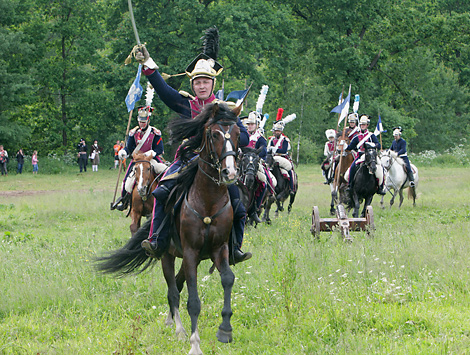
[229,185,252,264]
[407,170,415,187]
[141,201,170,259]
[141,180,175,259]
[232,213,252,263]
[111,192,130,211]
[377,184,386,195]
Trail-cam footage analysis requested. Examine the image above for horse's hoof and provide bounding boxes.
[165,313,174,326]
[216,328,233,343]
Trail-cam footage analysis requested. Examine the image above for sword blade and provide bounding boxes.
[128,0,141,45]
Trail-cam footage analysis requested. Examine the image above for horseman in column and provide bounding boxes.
[390,126,415,187]
[321,129,337,184]
[244,110,276,223]
[132,27,251,263]
[344,114,386,195]
[111,84,166,211]
[345,113,360,142]
[267,108,297,196]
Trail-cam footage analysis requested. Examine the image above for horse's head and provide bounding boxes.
[202,103,240,184]
[265,150,274,169]
[239,147,261,190]
[364,142,378,175]
[379,149,392,171]
[132,151,155,200]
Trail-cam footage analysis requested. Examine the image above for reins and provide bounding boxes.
[197,120,238,186]
[133,159,161,200]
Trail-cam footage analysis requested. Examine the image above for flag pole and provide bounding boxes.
[333,86,350,192]
[111,109,133,207]
[296,90,305,166]
[378,111,383,152]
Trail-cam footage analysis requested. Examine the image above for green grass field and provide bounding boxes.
[1,165,469,354]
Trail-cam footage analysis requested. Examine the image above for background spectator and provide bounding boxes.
[0,145,8,176]
[77,138,88,173]
[113,140,121,169]
[120,141,127,169]
[90,140,102,172]
[16,149,25,174]
[32,150,39,174]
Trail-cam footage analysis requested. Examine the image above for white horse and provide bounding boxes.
[380,149,418,208]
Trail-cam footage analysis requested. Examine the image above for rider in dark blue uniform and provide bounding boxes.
[345,115,386,195]
[390,126,415,187]
[133,30,251,263]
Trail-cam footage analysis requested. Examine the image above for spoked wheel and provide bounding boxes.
[311,206,321,238]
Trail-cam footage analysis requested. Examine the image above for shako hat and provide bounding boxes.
[186,27,223,80]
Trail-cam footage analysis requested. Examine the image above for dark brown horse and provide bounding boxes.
[263,151,297,220]
[329,135,355,215]
[96,102,242,355]
[128,152,166,235]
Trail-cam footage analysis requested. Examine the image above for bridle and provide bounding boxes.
[198,121,239,185]
[133,159,160,201]
[380,150,397,172]
[364,147,377,174]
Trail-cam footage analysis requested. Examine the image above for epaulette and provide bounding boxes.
[129,126,139,136]
[152,127,162,136]
[179,90,196,100]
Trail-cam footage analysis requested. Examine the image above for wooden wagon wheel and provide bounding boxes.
[311,206,321,238]
[365,205,375,236]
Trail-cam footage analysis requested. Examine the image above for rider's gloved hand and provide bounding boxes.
[134,45,158,70]
[118,149,128,161]
[144,150,155,158]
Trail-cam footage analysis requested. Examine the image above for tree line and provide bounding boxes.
[1,0,469,162]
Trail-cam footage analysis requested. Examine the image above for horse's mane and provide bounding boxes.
[387,150,405,166]
[176,159,198,190]
[169,103,238,164]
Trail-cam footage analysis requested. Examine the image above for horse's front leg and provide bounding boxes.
[362,196,374,218]
[398,188,404,208]
[183,250,202,355]
[213,245,234,343]
[288,191,296,214]
[129,209,140,236]
[330,187,337,215]
[352,193,360,218]
[161,254,187,339]
[390,189,397,208]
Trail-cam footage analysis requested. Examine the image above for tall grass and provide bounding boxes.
[0,166,469,354]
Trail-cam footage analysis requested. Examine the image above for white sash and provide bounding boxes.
[356,132,373,149]
[133,126,153,155]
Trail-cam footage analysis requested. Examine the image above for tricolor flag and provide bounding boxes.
[374,115,387,136]
[226,89,250,104]
[125,64,143,112]
[330,85,351,125]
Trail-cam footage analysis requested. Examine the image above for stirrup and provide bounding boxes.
[141,240,163,259]
[409,181,415,187]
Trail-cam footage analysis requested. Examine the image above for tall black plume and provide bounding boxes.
[202,26,219,60]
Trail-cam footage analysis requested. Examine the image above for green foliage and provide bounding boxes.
[1,0,470,158]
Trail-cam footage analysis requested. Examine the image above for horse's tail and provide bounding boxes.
[407,185,417,201]
[95,219,155,276]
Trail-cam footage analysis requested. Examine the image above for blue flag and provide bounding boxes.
[125,65,143,112]
[226,89,249,102]
[331,88,351,115]
[374,115,387,135]
[215,89,224,100]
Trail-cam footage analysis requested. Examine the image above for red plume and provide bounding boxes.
[276,108,284,121]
